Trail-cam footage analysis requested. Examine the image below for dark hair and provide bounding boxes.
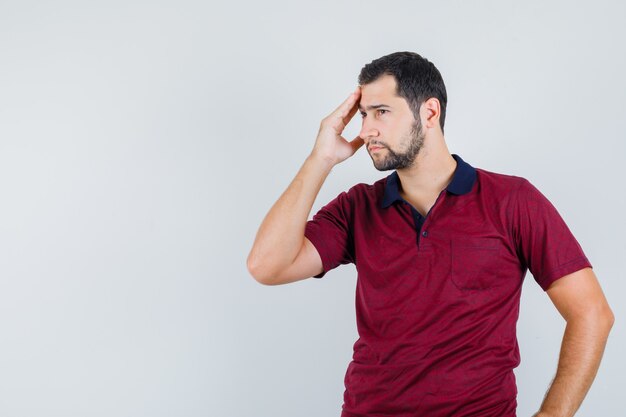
[358,51,447,134]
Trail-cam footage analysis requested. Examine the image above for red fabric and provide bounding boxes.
[304,155,592,416]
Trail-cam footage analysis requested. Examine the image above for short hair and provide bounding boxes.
[358,51,447,134]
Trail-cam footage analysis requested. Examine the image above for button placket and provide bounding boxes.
[416,189,447,248]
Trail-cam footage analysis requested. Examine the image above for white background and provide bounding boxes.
[0,0,624,416]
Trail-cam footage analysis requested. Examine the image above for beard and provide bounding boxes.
[370,119,425,171]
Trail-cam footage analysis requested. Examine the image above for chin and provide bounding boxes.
[373,162,394,172]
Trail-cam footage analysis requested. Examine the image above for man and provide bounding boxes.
[247,51,614,417]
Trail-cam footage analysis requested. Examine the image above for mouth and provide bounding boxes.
[369,146,384,152]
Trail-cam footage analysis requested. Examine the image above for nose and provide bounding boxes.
[359,119,379,143]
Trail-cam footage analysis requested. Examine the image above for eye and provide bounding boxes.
[360,110,388,118]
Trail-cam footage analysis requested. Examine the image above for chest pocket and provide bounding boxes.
[449,237,504,291]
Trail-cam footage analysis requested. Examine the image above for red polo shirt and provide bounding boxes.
[304,153,592,417]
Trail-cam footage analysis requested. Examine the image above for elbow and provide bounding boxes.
[604,306,615,332]
[246,254,265,284]
[597,300,615,332]
[588,304,615,335]
[565,303,615,335]
[246,254,277,286]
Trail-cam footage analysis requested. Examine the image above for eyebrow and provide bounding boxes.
[358,104,391,112]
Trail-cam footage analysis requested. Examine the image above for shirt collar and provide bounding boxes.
[380,153,477,208]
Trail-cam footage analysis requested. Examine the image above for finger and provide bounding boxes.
[332,87,361,120]
[342,91,361,127]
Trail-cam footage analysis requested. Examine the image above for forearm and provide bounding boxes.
[247,153,334,281]
[533,313,613,417]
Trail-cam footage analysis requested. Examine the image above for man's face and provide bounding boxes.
[358,74,425,171]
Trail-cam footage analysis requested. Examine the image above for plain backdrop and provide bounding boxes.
[0,0,624,416]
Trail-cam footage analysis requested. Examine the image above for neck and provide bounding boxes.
[396,134,457,199]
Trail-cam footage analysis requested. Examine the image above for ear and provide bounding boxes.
[420,97,441,130]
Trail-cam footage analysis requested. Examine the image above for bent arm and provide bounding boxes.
[246,87,363,285]
[246,154,333,284]
[533,267,615,417]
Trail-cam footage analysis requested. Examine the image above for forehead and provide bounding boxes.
[358,74,408,111]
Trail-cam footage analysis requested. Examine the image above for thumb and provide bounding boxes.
[349,136,365,154]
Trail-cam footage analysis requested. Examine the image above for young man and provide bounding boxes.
[247,52,614,417]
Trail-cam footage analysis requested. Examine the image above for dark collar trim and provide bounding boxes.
[380,153,477,208]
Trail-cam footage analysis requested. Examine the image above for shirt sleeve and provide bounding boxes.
[510,178,592,291]
[304,190,355,278]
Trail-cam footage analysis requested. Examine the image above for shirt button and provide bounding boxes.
[422,230,428,237]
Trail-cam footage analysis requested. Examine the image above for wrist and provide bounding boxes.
[308,151,335,171]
